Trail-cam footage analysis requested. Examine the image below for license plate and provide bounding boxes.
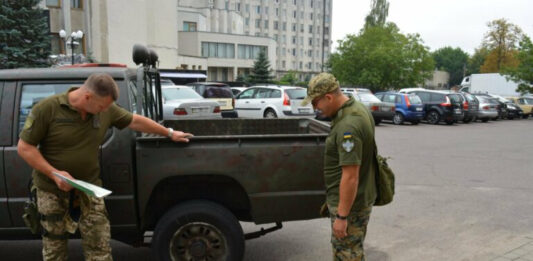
[416,107,422,111]
[455,109,462,114]
[298,108,310,113]
[218,101,227,106]
[380,107,389,111]
[191,108,207,113]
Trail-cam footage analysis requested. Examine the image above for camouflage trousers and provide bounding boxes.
[329,206,372,261]
[36,189,112,261]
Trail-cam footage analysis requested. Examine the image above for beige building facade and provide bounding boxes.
[424,70,451,89]
[42,0,179,68]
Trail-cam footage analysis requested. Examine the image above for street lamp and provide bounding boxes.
[59,29,84,65]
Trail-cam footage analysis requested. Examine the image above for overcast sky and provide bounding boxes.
[332,0,533,55]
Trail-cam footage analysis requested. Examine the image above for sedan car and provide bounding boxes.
[473,95,499,122]
[355,92,395,125]
[235,86,315,118]
[186,82,238,118]
[161,85,222,120]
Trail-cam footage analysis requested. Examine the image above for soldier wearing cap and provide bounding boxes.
[303,73,377,260]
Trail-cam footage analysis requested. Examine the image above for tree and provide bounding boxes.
[277,71,297,85]
[480,18,522,72]
[0,0,51,69]
[432,47,469,86]
[467,47,489,74]
[502,36,533,95]
[480,49,519,73]
[249,49,274,84]
[364,0,389,29]
[329,23,434,91]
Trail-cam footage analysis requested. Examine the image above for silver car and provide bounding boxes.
[355,92,395,125]
[474,95,499,122]
[161,85,222,120]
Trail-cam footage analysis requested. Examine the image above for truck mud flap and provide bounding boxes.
[244,222,283,240]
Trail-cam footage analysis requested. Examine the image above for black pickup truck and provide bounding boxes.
[0,52,329,260]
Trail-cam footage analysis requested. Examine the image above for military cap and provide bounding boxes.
[301,72,340,106]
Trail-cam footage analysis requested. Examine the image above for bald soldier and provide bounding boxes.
[302,73,377,260]
[17,73,192,261]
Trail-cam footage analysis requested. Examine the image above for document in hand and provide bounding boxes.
[52,172,112,198]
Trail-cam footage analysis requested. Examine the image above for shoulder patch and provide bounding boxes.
[342,139,354,152]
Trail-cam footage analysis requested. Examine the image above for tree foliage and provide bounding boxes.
[432,47,469,86]
[277,71,297,85]
[329,23,434,91]
[502,36,533,95]
[480,18,522,72]
[249,49,274,84]
[364,0,389,29]
[0,0,51,69]
[467,47,489,74]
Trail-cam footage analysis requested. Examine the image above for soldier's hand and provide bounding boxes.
[333,218,348,239]
[170,131,193,143]
[52,170,74,192]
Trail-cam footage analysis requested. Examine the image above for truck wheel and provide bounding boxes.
[264,109,277,118]
[152,200,244,261]
[392,112,404,125]
[426,111,440,125]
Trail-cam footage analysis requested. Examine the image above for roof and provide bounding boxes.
[0,67,134,80]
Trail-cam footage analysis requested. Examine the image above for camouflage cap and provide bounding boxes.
[301,73,340,106]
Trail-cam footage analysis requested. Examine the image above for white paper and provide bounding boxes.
[52,172,112,198]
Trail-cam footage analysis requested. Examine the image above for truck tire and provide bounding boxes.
[152,200,244,261]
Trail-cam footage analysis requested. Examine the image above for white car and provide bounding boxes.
[235,86,314,118]
[161,85,222,120]
[231,87,248,96]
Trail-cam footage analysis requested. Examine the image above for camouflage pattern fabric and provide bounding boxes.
[329,206,372,261]
[301,72,340,106]
[37,189,112,261]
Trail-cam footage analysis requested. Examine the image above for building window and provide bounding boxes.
[293,0,297,5]
[225,1,229,10]
[293,11,297,18]
[310,13,314,20]
[237,3,241,11]
[300,49,303,57]
[255,19,261,28]
[276,8,279,16]
[282,48,286,56]
[300,36,303,45]
[246,4,250,12]
[308,50,313,57]
[301,11,304,19]
[292,36,296,44]
[274,34,278,41]
[282,22,287,31]
[317,26,320,34]
[238,44,268,59]
[201,42,235,58]
[299,62,303,69]
[245,18,250,26]
[46,0,60,7]
[183,21,197,32]
[71,0,82,9]
[274,21,279,30]
[265,7,269,15]
[308,62,313,70]
[282,60,286,68]
[256,6,261,14]
[50,33,64,54]
[292,48,296,56]
[282,35,286,43]
[308,38,313,46]
[300,24,304,33]
[264,20,269,29]
[311,0,314,7]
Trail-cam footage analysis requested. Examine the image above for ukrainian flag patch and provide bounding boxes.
[343,132,352,139]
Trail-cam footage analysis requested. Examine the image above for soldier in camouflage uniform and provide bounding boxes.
[18,73,192,261]
[302,73,377,261]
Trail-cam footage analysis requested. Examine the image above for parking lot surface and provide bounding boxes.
[2,119,532,261]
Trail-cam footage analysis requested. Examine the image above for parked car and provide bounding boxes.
[234,86,314,118]
[355,92,395,125]
[341,87,372,94]
[443,92,476,123]
[475,93,507,120]
[161,85,222,120]
[504,100,524,119]
[402,89,464,125]
[460,92,480,123]
[231,87,248,96]
[186,82,238,118]
[375,92,424,125]
[507,97,533,119]
[473,95,499,122]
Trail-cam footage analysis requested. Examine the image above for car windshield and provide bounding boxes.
[408,95,422,104]
[285,88,307,99]
[162,87,202,100]
[358,93,381,102]
[523,98,533,104]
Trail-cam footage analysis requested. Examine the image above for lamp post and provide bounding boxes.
[59,29,84,65]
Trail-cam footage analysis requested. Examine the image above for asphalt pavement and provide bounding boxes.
[2,119,532,261]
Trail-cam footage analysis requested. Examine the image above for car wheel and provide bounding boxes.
[445,119,454,125]
[152,200,245,261]
[481,118,489,123]
[522,114,529,119]
[374,118,382,125]
[426,111,440,125]
[264,109,277,118]
[491,117,498,121]
[392,112,404,125]
[463,117,472,123]
[411,120,420,125]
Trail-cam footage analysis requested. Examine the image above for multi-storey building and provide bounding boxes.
[178,0,332,82]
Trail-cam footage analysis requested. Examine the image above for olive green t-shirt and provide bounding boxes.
[19,88,133,192]
[324,97,377,211]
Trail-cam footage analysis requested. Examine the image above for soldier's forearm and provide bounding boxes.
[337,165,360,216]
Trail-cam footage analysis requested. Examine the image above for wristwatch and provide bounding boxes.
[335,213,348,220]
[167,127,174,138]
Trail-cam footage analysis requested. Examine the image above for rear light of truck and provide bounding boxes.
[404,95,411,108]
[173,108,187,115]
[371,106,379,111]
[463,101,469,110]
[283,92,291,106]
[213,106,221,113]
[440,96,452,107]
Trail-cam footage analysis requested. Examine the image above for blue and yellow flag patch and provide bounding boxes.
[343,132,352,139]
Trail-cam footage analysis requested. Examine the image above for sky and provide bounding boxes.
[332,0,533,55]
